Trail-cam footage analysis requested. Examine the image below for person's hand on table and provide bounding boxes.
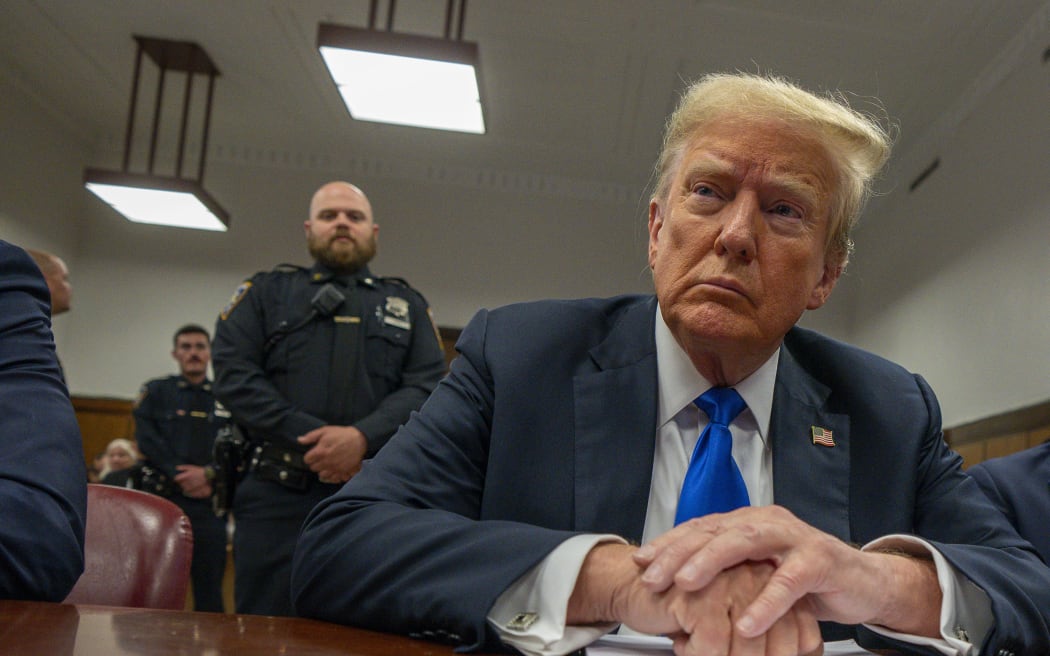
[632,505,942,641]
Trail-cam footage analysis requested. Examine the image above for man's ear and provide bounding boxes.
[303,220,312,237]
[647,200,663,269]
[806,260,843,310]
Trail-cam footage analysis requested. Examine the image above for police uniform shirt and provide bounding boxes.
[134,375,228,480]
[211,262,446,455]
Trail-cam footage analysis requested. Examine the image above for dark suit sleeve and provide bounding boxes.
[966,460,1016,526]
[860,376,1050,655]
[291,308,576,652]
[0,241,87,600]
[967,446,1050,564]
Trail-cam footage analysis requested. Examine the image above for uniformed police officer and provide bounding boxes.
[211,181,446,616]
[134,323,231,613]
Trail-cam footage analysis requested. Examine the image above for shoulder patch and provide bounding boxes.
[220,281,252,320]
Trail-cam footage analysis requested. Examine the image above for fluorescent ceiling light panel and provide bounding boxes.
[84,170,230,232]
[317,24,485,134]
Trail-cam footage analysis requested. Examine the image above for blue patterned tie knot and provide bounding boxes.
[674,387,749,525]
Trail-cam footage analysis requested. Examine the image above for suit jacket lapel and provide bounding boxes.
[573,297,658,543]
[771,341,852,541]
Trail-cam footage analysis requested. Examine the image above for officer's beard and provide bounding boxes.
[308,232,377,274]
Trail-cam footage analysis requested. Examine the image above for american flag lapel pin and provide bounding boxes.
[811,426,835,447]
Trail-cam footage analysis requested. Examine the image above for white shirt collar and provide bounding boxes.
[653,305,779,444]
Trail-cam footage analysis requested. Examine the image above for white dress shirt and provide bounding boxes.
[488,308,989,655]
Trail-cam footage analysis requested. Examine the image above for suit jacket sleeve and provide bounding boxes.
[967,445,1050,565]
[906,377,1050,656]
[0,241,87,600]
[291,308,578,652]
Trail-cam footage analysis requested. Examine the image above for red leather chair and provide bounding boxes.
[64,484,193,609]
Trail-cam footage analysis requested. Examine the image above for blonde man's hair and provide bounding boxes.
[652,72,891,266]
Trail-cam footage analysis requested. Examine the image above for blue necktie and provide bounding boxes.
[674,387,749,525]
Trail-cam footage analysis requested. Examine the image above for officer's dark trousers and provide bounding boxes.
[176,497,228,613]
[232,473,339,616]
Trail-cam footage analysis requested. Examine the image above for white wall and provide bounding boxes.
[845,48,1050,427]
[0,69,93,350]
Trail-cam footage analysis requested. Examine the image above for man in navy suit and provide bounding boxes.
[0,241,87,600]
[969,441,1050,564]
[291,74,1050,655]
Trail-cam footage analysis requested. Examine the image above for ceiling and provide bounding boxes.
[3,0,1047,210]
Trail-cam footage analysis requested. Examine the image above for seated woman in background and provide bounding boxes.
[99,438,140,487]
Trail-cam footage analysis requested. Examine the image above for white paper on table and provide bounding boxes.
[586,633,876,655]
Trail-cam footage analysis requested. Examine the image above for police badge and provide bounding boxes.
[382,296,412,330]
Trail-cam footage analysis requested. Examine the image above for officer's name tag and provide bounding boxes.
[383,316,411,330]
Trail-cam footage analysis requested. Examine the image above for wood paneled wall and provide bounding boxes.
[944,400,1050,469]
[72,396,136,467]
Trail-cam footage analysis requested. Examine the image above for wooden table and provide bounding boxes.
[0,600,468,655]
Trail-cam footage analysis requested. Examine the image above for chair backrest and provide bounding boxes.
[64,484,193,609]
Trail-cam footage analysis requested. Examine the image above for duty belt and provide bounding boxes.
[250,442,316,492]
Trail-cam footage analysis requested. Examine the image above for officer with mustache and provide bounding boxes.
[212,181,446,617]
[134,323,231,612]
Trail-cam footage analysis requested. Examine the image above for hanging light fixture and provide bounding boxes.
[317,0,485,134]
[84,36,230,231]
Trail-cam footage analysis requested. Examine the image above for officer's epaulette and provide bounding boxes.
[378,276,415,290]
[271,263,307,274]
[378,276,426,297]
[377,276,433,306]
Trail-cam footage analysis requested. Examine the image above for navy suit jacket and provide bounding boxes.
[292,295,1050,654]
[0,241,86,600]
[968,441,1050,564]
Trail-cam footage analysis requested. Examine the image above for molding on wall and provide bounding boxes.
[944,399,1050,446]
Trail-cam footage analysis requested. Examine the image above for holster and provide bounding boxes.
[212,425,250,516]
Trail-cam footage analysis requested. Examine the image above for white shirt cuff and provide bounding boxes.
[861,534,992,656]
[488,534,624,656]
